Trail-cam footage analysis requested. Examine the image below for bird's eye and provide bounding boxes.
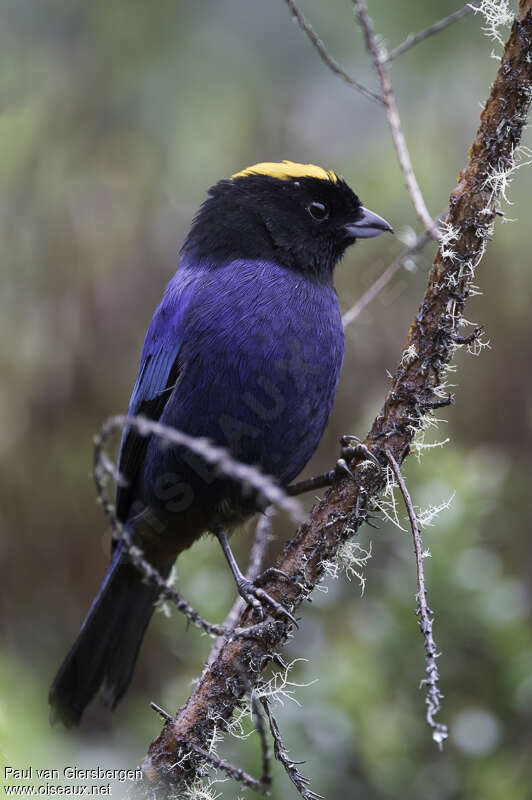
[307,201,329,221]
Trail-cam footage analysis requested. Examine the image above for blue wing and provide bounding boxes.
[115,279,194,523]
[116,343,182,523]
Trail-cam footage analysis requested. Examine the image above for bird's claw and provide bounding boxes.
[334,457,355,480]
[330,435,381,482]
[255,566,307,595]
[254,567,291,584]
[237,578,298,628]
[340,434,361,447]
[340,438,380,469]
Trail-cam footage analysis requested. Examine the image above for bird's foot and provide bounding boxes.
[236,577,298,627]
[215,527,298,627]
[286,437,381,499]
[333,457,355,481]
[339,435,381,469]
[255,566,290,584]
[255,566,307,595]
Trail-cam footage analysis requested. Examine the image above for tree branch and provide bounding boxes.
[341,223,438,328]
[352,0,440,239]
[261,697,322,800]
[384,4,476,63]
[283,0,383,104]
[137,3,532,794]
[94,420,295,640]
[386,449,448,746]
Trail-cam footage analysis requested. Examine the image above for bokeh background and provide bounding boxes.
[1,1,531,798]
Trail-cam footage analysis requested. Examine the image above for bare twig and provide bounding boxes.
[283,0,383,104]
[93,420,289,641]
[180,739,266,793]
[261,697,322,800]
[138,4,532,794]
[384,4,476,63]
[93,454,230,638]
[385,449,448,747]
[176,735,267,793]
[150,702,174,723]
[352,0,440,239]
[94,414,304,525]
[247,510,276,583]
[252,690,272,793]
[150,684,272,794]
[95,514,274,641]
[341,226,437,328]
[283,0,441,237]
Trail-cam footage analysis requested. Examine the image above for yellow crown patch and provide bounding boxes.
[232,160,338,183]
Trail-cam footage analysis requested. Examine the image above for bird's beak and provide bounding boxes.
[343,207,394,239]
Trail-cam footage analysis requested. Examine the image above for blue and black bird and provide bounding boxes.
[49,161,392,726]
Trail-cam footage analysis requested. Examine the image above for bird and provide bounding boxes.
[49,160,392,727]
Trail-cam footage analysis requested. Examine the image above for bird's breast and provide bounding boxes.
[164,260,344,486]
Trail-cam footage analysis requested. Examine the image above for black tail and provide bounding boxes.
[49,544,167,727]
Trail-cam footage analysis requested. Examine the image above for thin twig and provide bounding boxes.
[150,702,174,722]
[251,691,272,792]
[234,664,273,792]
[180,738,266,793]
[283,0,383,104]
[352,0,440,239]
[247,509,276,583]
[341,226,436,328]
[93,420,286,641]
[384,4,476,63]
[385,449,448,747]
[101,514,269,640]
[151,691,272,794]
[261,697,323,800]
[95,414,304,525]
[92,450,230,637]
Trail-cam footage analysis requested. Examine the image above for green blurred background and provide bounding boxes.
[1,1,531,798]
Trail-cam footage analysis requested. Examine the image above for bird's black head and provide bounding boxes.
[182,161,393,282]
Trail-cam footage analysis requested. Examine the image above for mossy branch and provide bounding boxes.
[137,3,532,794]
